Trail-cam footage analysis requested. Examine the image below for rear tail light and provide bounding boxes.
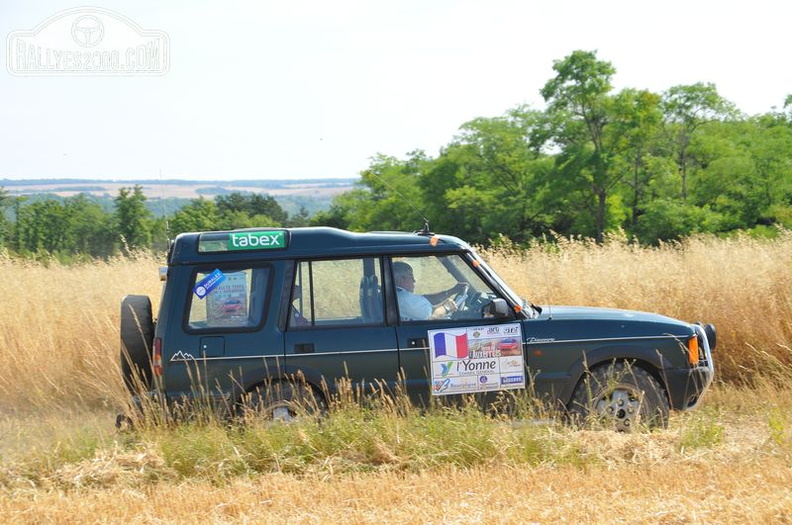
[687,335,700,365]
[153,337,163,376]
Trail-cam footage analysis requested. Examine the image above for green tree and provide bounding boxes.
[287,206,311,227]
[168,198,221,235]
[355,152,428,232]
[634,198,722,242]
[310,189,364,229]
[114,186,152,252]
[692,117,792,232]
[661,83,738,200]
[13,195,116,257]
[540,50,619,243]
[216,192,288,225]
[16,199,68,253]
[424,107,554,243]
[0,187,9,248]
[63,194,116,256]
[607,88,669,232]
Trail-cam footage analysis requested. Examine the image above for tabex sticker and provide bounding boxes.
[193,269,226,299]
[228,231,286,250]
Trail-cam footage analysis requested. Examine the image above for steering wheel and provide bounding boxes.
[452,284,470,311]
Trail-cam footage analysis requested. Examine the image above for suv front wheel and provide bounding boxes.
[568,361,669,431]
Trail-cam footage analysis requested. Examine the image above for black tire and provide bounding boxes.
[120,295,155,394]
[568,361,669,432]
[237,381,326,422]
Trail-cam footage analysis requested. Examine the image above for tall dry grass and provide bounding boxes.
[484,231,792,381]
[1,235,792,523]
[0,251,162,412]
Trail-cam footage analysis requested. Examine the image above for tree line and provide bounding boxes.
[1,49,791,258]
[0,186,308,259]
[316,50,792,245]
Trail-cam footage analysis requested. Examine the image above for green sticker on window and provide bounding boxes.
[228,231,286,250]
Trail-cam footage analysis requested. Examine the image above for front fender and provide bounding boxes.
[553,345,675,406]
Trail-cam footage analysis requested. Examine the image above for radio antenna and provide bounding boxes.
[370,171,432,235]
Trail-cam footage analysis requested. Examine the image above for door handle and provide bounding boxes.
[294,343,314,354]
[408,338,428,349]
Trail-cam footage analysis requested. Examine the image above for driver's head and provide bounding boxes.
[392,261,416,292]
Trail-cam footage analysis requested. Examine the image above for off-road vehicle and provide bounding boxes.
[120,226,715,430]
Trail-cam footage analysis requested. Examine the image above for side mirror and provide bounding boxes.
[483,298,511,319]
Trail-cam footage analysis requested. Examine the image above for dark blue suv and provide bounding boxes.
[120,227,715,430]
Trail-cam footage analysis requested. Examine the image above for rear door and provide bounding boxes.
[282,257,400,397]
[164,264,277,402]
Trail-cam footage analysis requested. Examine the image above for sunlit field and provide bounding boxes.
[1,233,791,523]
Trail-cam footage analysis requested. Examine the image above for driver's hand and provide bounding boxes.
[442,299,457,314]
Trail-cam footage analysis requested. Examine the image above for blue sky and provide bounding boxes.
[2,0,790,181]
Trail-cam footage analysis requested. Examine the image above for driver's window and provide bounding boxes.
[392,255,503,322]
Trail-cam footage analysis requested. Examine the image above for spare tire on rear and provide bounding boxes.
[120,295,155,393]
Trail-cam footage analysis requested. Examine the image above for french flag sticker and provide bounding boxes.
[433,331,468,359]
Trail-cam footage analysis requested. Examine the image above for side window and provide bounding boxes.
[187,267,269,330]
[289,258,383,328]
[392,254,511,322]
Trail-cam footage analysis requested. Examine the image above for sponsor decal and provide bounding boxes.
[429,323,525,395]
[206,271,249,326]
[433,378,451,393]
[457,359,497,375]
[527,337,556,343]
[469,347,501,359]
[193,269,225,299]
[228,231,285,250]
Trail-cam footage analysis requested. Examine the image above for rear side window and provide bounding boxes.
[290,258,383,328]
[187,267,270,330]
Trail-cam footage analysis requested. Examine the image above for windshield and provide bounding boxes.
[468,250,538,318]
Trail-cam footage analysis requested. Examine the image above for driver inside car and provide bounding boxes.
[392,261,467,321]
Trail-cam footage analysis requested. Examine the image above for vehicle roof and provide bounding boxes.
[169,226,472,264]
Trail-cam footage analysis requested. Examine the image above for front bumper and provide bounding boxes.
[666,324,715,410]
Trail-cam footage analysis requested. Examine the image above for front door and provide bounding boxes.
[388,254,520,407]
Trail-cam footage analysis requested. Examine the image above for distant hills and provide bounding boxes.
[1,178,357,217]
[1,178,356,198]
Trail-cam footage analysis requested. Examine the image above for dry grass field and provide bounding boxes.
[1,232,791,523]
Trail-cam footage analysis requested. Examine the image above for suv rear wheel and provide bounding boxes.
[120,295,155,393]
[238,382,326,422]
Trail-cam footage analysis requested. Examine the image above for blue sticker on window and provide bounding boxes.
[193,269,226,299]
